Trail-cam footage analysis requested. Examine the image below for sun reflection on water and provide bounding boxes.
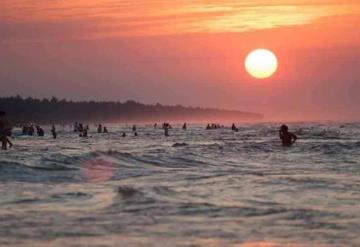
[82,158,115,183]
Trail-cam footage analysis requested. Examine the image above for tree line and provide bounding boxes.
[0,96,263,124]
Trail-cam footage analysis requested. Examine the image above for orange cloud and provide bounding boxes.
[1,0,360,41]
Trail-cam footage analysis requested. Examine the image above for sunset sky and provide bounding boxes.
[1,0,360,120]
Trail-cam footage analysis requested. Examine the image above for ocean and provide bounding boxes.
[0,122,359,247]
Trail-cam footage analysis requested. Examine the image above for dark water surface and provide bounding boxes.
[0,123,359,246]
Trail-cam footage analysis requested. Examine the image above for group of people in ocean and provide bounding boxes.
[22,124,56,139]
[0,110,298,150]
[22,125,45,137]
[98,124,108,134]
[206,123,224,130]
[131,125,138,137]
[163,123,172,136]
[22,125,35,136]
[73,122,111,138]
[74,122,89,137]
[153,122,174,136]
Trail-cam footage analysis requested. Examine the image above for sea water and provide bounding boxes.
[0,123,359,246]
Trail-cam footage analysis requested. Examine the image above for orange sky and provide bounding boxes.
[1,0,360,120]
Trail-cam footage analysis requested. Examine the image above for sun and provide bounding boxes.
[245,49,278,79]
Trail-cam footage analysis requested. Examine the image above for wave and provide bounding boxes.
[172,142,188,147]
[307,142,359,154]
[1,192,92,206]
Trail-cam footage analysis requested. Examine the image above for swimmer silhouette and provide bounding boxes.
[74,122,79,132]
[163,123,170,136]
[182,122,187,130]
[279,125,297,147]
[231,123,239,132]
[80,129,88,138]
[0,111,12,150]
[51,125,57,139]
[36,126,44,136]
[28,125,34,136]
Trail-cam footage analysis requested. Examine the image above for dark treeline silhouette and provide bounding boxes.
[0,96,263,124]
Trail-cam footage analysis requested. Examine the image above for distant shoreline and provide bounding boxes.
[0,96,263,124]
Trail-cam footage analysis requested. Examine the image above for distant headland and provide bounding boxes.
[0,96,263,124]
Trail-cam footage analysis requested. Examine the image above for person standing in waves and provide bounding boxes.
[279,125,297,147]
[0,111,13,150]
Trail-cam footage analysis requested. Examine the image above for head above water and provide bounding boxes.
[280,125,288,132]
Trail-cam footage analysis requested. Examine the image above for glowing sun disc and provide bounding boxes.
[245,49,278,79]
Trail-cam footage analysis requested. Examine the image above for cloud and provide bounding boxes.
[0,0,359,41]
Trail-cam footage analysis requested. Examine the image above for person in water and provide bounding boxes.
[231,123,238,132]
[28,125,34,136]
[0,111,13,150]
[279,125,297,147]
[164,124,170,137]
[36,126,45,136]
[80,128,88,138]
[97,124,102,133]
[182,122,187,130]
[162,123,172,130]
[22,125,28,135]
[103,126,108,133]
[74,122,79,132]
[51,125,57,139]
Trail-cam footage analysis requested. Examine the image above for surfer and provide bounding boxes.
[279,125,297,147]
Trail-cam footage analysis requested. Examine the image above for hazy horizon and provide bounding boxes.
[1,1,360,121]
[2,95,360,123]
